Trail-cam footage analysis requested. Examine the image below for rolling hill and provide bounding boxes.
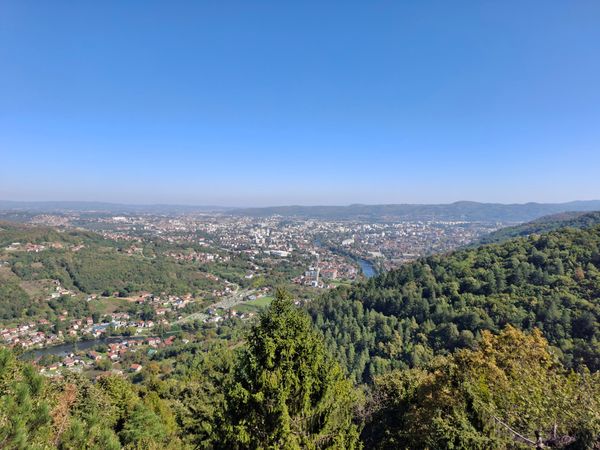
[477,210,600,245]
[231,200,600,222]
[0,222,222,321]
[4,200,600,223]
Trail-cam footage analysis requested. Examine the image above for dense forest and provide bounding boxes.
[2,291,599,449]
[309,224,600,383]
[478,211,600,245]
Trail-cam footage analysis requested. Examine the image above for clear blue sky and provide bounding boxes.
[1,1,599,206]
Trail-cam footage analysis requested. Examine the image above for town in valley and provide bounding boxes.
[0,209,503,374]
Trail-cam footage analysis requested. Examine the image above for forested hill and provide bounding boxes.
[308,223,600,382]
[0,222,227,321]
[0,221,108,246]
[231,200,600,221]
[477,210,600,245]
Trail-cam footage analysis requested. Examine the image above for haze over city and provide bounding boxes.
[2,1,600,206]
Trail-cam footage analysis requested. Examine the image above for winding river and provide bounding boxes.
[356,258,376,278]
[314,237,377,278]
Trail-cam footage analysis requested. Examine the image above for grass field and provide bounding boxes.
[328,279,353,288]
[236,295,274,313]
[88,297,131,315]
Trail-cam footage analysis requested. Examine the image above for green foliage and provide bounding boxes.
[55,372,121,450]
[0,222,225,321]
[361,327,600,449]
[478,211,600,245]
[0,348,53,449]
[0,347,183,449]
[119,403,168,449]
[8,246,217,297]
[222,289,361,449]
[310,225,600,381]
[0,278,31,320]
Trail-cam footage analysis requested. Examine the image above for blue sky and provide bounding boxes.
[1,1,599,206]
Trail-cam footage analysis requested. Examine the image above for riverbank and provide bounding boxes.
[314,237,378,279]
[23,335,154,359]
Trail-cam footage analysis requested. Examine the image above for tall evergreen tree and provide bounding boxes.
[222,289,360,449]
[0,348,53,449]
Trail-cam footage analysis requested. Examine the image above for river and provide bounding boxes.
[23,336,149,360]
[314,237,377,278]
[357,258,377,278]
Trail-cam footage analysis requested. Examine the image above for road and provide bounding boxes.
[176,285,254,324]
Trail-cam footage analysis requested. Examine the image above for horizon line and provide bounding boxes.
[2,198,600,209]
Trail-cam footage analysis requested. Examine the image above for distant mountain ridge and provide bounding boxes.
[3,200,600,223]
[231,200,600,222]
[0,200,229,215]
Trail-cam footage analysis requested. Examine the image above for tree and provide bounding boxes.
[361,327,600,449]
[119,403,168,449]
[0,349,53,449]
[222,289,360,449]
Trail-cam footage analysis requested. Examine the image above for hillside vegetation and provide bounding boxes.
[309,224,600,382]
[2,291,599,449]
[478,210,600,245]
[0,222,221,321]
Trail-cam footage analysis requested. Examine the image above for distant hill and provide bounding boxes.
[4,200,600,223]
[477,210,600,245]
[231,200,600,222]
[0,222,222,321]
[0,200,229,215]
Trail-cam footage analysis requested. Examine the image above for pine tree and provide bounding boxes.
[222,289,360,449]
[0,348,52,449]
